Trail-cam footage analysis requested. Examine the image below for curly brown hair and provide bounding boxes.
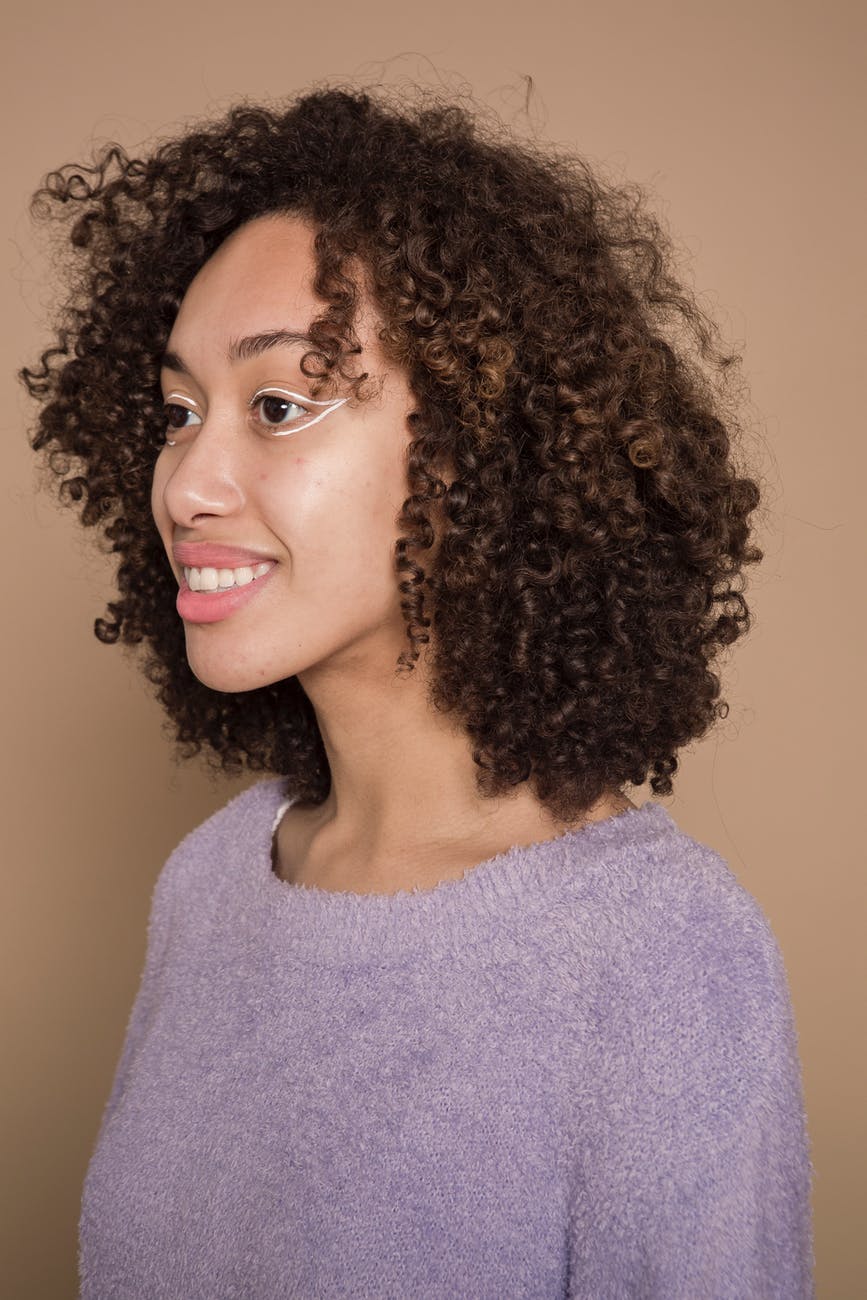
[20,82,764,823]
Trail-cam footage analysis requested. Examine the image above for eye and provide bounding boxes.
[249,386,348,435]
[163,401,202,431]
[253,392,310,428]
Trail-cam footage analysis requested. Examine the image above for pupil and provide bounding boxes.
[167,405,188,428]
[262,396,289,423]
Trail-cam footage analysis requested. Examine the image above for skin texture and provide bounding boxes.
[152,214,634,892]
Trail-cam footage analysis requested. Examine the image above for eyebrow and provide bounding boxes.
[160,329,316,376]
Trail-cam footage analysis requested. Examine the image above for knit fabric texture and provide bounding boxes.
[78,777,816,1298]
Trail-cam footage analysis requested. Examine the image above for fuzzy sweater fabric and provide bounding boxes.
[78,778,815,1299]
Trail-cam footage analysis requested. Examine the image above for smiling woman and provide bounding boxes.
[20,83,815,1299]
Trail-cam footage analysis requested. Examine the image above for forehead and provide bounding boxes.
[169,215,320,346]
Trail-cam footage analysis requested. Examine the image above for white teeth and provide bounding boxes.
[183,563,273,592]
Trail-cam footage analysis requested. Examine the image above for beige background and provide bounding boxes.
[2,2,862,1296]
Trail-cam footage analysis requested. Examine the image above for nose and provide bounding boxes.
[157,412,246,528]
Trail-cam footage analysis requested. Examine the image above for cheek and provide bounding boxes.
[265,466,392,570]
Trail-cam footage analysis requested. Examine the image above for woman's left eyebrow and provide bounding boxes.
[160,329,315,377]
[225,329,315,364]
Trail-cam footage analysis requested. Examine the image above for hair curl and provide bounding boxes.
[20,82,764,822]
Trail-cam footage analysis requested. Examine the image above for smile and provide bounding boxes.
[182,562,274,592]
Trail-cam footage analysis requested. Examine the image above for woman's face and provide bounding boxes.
[151,213,419,695]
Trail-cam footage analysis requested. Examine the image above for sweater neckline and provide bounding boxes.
[243,777,677,963]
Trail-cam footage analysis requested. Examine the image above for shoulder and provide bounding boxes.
[582,810,800,1094]
[157,776,289,903]
[557,805,795,1038]
[591,804,782,956]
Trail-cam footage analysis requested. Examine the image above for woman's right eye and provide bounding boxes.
[164,402,202,431]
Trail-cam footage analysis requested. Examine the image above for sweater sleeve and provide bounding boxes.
[567,889,816,1299]
[89,851,180,1154]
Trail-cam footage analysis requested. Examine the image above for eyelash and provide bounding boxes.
[161,388,346,444]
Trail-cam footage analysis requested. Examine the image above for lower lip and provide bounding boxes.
[176,564,277,624]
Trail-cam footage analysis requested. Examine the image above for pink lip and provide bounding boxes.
[173,542,277,568]
[176,563,277,624]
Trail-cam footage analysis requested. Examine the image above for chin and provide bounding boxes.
[183,645,282,696]
[188,667,262,695]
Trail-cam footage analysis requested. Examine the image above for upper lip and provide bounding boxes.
[172,542,277,569]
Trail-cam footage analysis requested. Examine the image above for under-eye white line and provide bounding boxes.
[255,391,348,437]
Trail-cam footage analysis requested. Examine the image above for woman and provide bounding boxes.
[21,85,815,1298]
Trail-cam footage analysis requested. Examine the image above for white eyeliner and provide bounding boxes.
[162,388,347,445]
[163,391,199,445]
[249,387,348,437]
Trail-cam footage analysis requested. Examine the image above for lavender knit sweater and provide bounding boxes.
[78,778,815,1298]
